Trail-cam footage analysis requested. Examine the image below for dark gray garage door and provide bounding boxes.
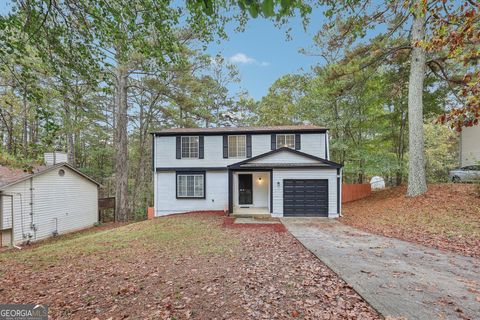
[283,179,329,217]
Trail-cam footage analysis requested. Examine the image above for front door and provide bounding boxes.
[238,174,253,205]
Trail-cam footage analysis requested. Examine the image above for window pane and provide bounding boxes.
[177,176,186,197]
[178,174,204,198]
[229,135,246,157]
[181,137,189,158]
[190,137,199,158]
[181,136,199,158]
[237,136,246,157]
[277,134,294,148]
[187,176,194,196]
[194,175,204,197]
[286,134,295,148]
[228,136,237,157]
[277,134,285,148]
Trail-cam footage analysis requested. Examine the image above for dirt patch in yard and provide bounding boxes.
[0,213,379,319]
[341,183,480,258]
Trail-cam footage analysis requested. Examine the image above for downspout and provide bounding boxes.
[228,169,233,215]
[29,177,36,241]
[459,131,462,167]
[152,133,157,218]
[337,168,342,217]
[0,191,3,247]
[325,131,330,160]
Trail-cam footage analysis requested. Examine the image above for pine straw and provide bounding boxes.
[0,213,379,319]
[341,184,480,257]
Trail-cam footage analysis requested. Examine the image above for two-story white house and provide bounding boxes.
[152,125,343,218]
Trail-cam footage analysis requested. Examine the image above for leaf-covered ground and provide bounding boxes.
[341,183,480,258]
[0,213,379,319]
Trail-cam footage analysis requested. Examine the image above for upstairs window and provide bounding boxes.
[228,135,246,158]
[181,136,199,158]
[177,173,205,198]
[276,134,295,149]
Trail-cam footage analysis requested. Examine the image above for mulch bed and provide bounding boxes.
[341,184,480,258]
[0,213,379,319]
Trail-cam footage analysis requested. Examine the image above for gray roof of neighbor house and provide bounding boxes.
[0,163,100,191]
[151,125,327,136]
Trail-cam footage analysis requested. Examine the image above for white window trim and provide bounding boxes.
[276,134,295,149]
[228,135,247,158]
[181,136,199,159]
[176,173,205,198]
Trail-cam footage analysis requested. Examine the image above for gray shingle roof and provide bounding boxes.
[152,125,327,135]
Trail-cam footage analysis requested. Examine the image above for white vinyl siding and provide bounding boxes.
[272,168,339,218]
[155,133,327,168]
[155,171,228,216]
[181,136,199,158]
[461,124,480,166]
[228,135,246,158]
[177,174,204,198]
[250,150,320,164]
[276,134,295,149]
[1,166,98,246]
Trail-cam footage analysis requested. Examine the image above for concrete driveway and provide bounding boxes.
[282,218,480,320]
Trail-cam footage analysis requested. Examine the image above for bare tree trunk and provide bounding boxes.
[64,96,76,166]
[396,108,407,186]
[407,6,428,197]
[22,88,28,157]
[115,64,129,221]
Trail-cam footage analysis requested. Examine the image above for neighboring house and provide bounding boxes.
[152,125,343,218]
[460,124,480,166]
[0,160,99,247]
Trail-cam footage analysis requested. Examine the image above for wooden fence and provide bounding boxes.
[98,197,115,222]
[342,184,371,203]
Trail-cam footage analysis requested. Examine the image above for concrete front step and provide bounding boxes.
[233,217,281,224]
[231,213,272,218]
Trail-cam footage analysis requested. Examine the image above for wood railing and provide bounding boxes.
[342,184,371,203]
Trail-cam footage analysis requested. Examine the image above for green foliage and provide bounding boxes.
[424,121,459,182]
[254,36,455,185]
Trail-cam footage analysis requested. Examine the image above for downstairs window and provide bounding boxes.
[176,172,205,198]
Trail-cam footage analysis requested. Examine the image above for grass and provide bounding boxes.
[0,212,380,319]
[0,215,238,273]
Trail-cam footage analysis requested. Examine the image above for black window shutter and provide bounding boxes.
[246,134,252,158]
[295,133,301,150]
[176,136,181,159]
[271,134,276,150]
[199,136,204,159]
[223,135,228,158]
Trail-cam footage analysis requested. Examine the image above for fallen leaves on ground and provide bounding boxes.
[341,184,480,257]
[0,213,379,319]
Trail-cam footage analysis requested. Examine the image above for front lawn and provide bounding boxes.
[341,184,480,257]
[0,213,378,319]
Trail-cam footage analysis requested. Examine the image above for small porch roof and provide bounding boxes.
[227,147,343,170]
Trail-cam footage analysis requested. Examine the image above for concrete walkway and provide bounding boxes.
[282,218,480,320]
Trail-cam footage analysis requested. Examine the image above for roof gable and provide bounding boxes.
[228,147,342,169]
[250,150,320,164]
[0,163,100,191]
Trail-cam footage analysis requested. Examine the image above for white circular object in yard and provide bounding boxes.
[370,176,385,190]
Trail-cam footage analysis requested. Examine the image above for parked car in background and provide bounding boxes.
[449,165,480,182]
